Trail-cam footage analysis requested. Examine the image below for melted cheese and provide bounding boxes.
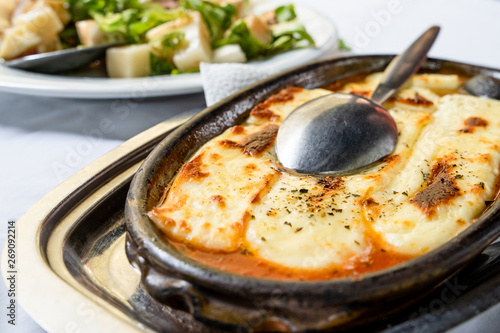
[149,75,500,277]
[150,124,280,251]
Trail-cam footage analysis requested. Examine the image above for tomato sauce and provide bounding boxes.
[169,231,414,281]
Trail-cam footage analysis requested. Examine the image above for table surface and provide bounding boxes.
[1,0,499,332]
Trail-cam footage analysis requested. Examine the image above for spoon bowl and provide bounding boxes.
[276,93,398,174]
[276,26,440,175]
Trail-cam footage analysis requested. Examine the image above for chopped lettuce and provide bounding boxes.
[150,31,186,75]
[275,5,297,23]
[216,19,315,60]
[150,31,186,61]
[151,54,176,75]
[94,7,187,43]
[64,1,315,75]
[338,38,351,51]
[180,0,236,45]
[215,20,266,59]
[59,24,80,49]
[67,0,187,43]
[129,8,188,42]
[92,9,138,35]
[65,0,143,21]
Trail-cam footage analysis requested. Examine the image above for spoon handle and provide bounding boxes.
[371,26,440,105]
[3,42,126,74]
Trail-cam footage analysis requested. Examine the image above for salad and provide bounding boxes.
[0,0,315,78]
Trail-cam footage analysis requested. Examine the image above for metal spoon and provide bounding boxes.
[276,26,440,175]
[2,42,125,74]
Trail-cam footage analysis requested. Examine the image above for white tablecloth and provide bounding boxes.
[1,0,499,332]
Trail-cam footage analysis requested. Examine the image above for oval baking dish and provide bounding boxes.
[125,55,500,332]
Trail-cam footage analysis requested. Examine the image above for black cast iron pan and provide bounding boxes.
[125,55,500,332]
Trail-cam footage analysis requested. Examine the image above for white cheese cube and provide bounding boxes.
[13,5,63,42]
[106,44,151,78]
[76,20,105,47]
[212,44,246,63]
[172,12,212,72]
[0,24,42,59]
[244,14,271,45]
[76,19,124,46]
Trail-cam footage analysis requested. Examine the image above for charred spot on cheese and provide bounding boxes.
[179,220,192,232]
[250,87,303,116]
[250,106,280,121]
[466,117,488,127]
[410,159,461,216]
[231,222,244,231]
[349,90,371,98]
[321,73,369,92]
[244,163,258,174]
[395,92,434,107]
[362,197,379,207]
[210,153,222,161]
[230,125,245,135]
[219,125,279,156]
[460,117,489,133]
[209,195,225,207]
[267,87,303,104]
[317,176,344,191]
[149,209,176,227]
[178,153,209,180]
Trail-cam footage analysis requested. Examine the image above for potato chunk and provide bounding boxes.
[212,44,246,63]
[172,12,212,72]
[244,14,271,45]
[76,20,105,47]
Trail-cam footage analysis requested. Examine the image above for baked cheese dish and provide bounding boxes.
[149,73,500,280]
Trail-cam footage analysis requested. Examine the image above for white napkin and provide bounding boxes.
[200,62,281,106]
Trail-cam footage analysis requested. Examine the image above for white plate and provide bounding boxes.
[0,2,337,99]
